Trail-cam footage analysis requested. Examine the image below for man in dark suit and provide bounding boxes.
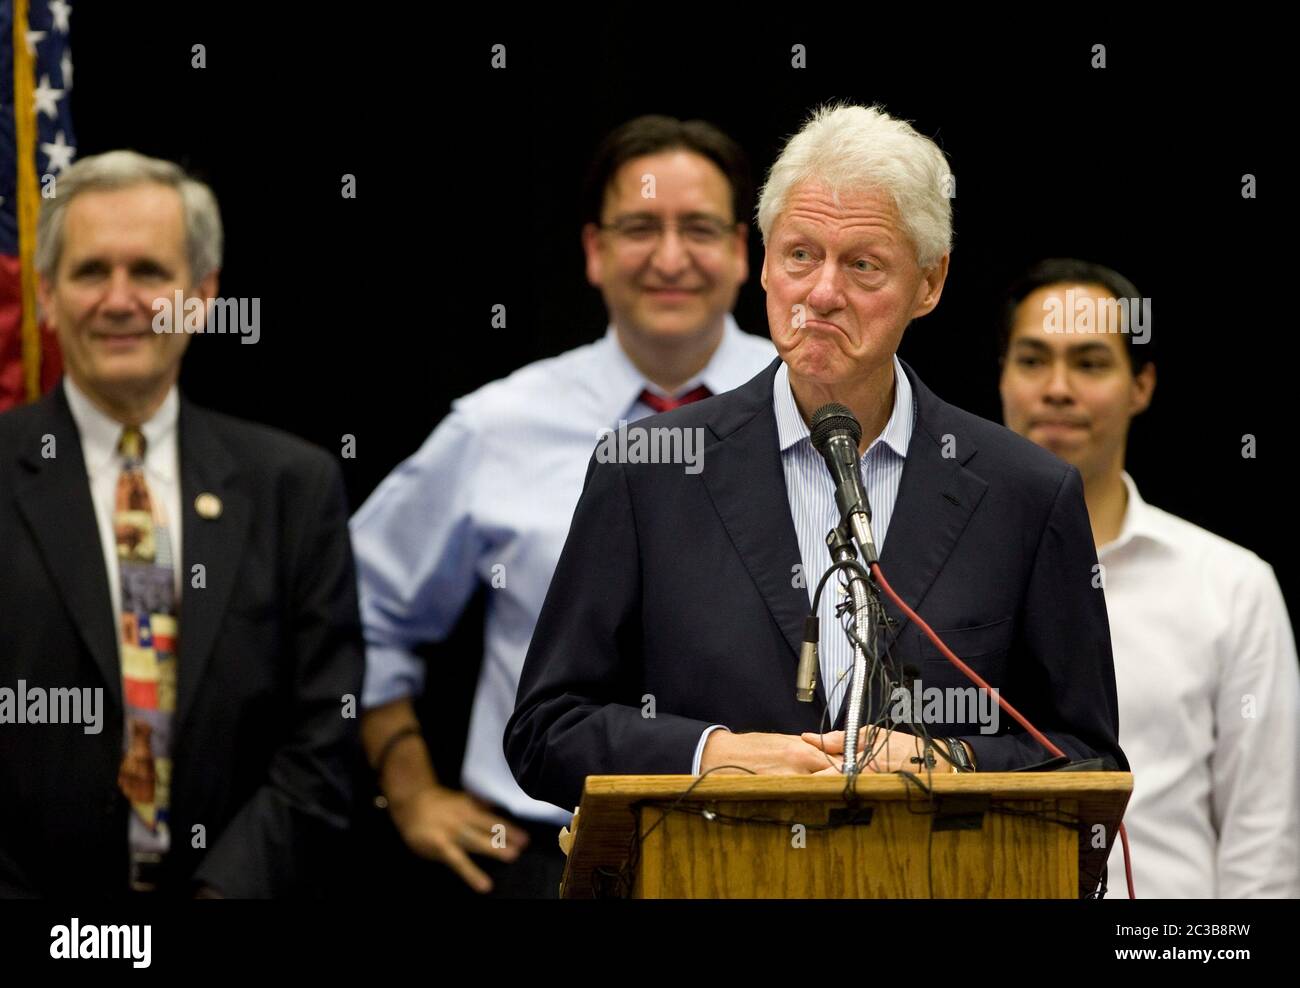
[0,151,363,897]
[505,104,1126,813]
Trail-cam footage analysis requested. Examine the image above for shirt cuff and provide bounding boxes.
[361,644,427,709]
[692,725,731,775]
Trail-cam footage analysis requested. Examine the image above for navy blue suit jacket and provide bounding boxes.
[505,357,1126,811]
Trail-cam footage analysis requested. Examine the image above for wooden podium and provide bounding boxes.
[557,772,1131,898]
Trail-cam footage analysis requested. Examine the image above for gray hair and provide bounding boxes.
[756,103,953,269]
[35,150,223,282]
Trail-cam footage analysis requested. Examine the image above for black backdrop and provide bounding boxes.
[65,10,1293,646]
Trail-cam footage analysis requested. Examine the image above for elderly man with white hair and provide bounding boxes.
[506,104,1127,815]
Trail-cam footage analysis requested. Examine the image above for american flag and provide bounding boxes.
[1,0,74,411]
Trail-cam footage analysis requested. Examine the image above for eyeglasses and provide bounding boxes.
[600,214,737,249]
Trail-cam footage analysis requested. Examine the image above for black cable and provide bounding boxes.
[612,763,759,896]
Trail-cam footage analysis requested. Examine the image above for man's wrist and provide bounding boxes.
[371,724,441,816]
[694,725,731,774]
[372,724,423,779]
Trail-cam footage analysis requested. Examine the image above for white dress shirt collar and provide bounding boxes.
[62,375,180,482]
[1098,471,1173,556]
[601,314,759,416]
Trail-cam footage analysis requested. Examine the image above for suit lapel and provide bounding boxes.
[875,360,989,656]
[174,398,251,734]
[700,360,829,709]
[14,386,121,708]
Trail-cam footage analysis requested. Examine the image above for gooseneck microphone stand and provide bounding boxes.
[822,520,881,778]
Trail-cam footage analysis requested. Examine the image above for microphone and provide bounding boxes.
[796,616,819,702]
[809,403,879,564]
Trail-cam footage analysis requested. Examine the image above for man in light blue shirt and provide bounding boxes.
[351,116,775,896]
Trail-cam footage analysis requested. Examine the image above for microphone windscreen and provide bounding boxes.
[810,402,862,452]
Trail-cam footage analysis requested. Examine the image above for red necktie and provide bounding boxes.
[639,384,712,414]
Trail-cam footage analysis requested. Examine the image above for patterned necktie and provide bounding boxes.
[638,384,712,414]
[112,425,178,892]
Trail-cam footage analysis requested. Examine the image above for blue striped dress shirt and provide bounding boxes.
[693,354,913,769]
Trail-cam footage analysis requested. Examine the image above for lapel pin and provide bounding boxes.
[195,492,223,519]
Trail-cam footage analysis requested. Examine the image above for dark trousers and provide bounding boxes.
[479,807,568,899]
[344,796,568,900]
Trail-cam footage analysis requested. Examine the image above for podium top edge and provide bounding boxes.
[579,771,1133,803]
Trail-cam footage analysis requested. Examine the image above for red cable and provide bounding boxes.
[1119,819,1136,899]
[868,560,1137,899]
[870,562,1064,757]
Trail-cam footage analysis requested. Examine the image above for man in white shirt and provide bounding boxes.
[999,257,1300,898]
